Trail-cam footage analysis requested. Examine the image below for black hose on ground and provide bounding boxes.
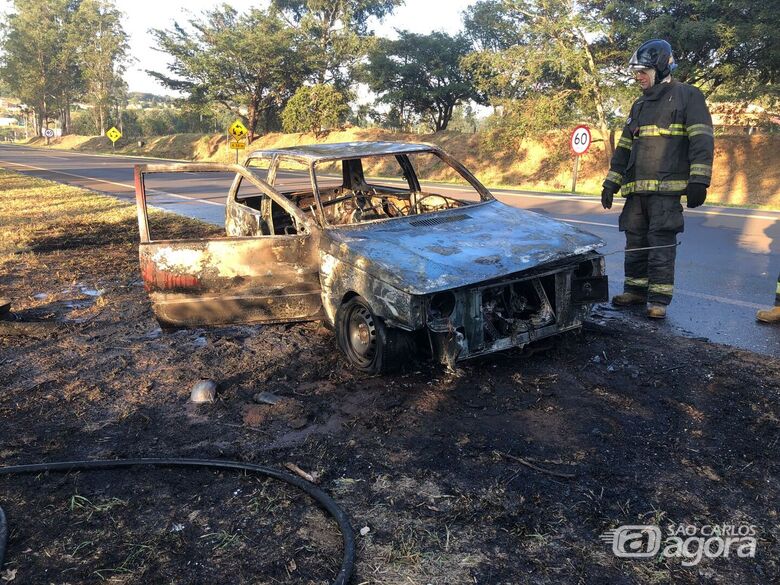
[0,458,355,585]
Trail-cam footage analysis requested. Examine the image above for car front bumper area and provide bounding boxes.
[423,255,607,367]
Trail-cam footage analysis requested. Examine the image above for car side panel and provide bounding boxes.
[140,236,323,327]
[318,250,422,330]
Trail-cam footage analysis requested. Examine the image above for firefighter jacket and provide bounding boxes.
[603,80,714,197]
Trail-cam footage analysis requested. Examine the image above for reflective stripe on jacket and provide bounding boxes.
[603,80,714,197]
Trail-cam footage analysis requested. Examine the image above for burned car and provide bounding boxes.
[134,142,608,373]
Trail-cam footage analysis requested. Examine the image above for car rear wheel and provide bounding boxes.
[335,295,412,374]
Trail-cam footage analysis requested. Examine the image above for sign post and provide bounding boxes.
[228,119,249,163]
[43,127,54,145]
[106,126,122,153]
[569,125,592,193]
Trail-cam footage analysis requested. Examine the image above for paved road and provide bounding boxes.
[1,143,778,357]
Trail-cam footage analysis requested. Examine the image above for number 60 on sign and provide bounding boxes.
[569,125,591,155]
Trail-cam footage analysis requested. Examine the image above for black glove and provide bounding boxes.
[601,186,616,209]
[686,183,707,208]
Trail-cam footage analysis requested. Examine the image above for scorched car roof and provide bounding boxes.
[247,141,435,163]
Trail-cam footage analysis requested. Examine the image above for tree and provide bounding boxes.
[462,0,527,51]
[0,0,129,136]
[271,0,403,88]
[281,84,350,133]
[462,0,780,155]
[0,0,78,135]
[149,6,312,141]
[462,0,619,158]
[364,31,484,131]
[590,0,780,101]
[69,0,129,135]
[448,104,480,134]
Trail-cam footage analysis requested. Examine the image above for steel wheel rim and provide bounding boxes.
[347,305,376,366]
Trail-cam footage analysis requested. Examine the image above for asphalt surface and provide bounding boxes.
[1,142,778,357]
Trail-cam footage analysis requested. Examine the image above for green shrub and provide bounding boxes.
[281,84,350,134]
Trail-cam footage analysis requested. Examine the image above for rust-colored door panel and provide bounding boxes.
[134,163,322,328]
[139,236,323,327]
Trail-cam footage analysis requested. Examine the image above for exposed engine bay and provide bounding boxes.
[425,256,606,366]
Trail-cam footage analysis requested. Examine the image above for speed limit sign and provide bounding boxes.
[570,125,591,155]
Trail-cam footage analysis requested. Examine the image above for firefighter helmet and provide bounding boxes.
[628,39,677,82]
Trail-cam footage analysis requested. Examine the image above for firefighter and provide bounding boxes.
[601,39,714,319]
[756,274,780,323]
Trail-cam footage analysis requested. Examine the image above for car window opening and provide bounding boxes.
[310,152,479,227]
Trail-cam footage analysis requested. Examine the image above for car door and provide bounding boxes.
[226,155,274,237]
[134,162,323,327]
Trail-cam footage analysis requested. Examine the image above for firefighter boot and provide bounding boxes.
[612,292,646,306]
[646,303,667,319]
[756,307,780,324]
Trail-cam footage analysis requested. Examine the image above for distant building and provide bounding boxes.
[710,102,780,133]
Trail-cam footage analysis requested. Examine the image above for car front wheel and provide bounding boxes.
[335,295,411,374]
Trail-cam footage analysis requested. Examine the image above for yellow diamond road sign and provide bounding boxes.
[228,119,248,140]
[106,127,121,143]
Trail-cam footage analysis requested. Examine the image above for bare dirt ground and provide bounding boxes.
[1,170,779,584]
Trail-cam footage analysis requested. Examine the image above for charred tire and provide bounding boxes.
[335,296,412,374]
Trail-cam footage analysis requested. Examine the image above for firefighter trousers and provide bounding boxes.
[618,195,684,305]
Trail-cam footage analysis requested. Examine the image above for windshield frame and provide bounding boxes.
[311,149,494,228]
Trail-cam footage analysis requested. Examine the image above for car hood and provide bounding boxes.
[322,200,604,295]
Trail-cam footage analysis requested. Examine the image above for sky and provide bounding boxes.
[61,0,477,95]
[0,0,482,118]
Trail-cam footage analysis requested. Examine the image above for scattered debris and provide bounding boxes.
[78,285,103,297]
[0,569,17,582]
[189,380,217,403]
[284,462,320,484]
[253,391,282,405]
[498,451,577,480]
[359,526,371,536]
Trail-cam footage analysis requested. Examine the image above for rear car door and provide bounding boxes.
[134,163,323,327]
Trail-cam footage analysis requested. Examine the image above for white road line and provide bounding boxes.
[556,217,617,228]
[0,159,225,207]
[0,156,768,233]
[0,143,186,163]
[4,146,778,221]
[673,289,765,310]
[556,219,766,310]
[411,179,780,221]
[490,189,779,222]
[362,173,780,221]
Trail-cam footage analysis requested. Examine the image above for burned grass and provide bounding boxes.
[0,169,779,584]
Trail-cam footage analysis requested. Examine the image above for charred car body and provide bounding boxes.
[134,142,608,373]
